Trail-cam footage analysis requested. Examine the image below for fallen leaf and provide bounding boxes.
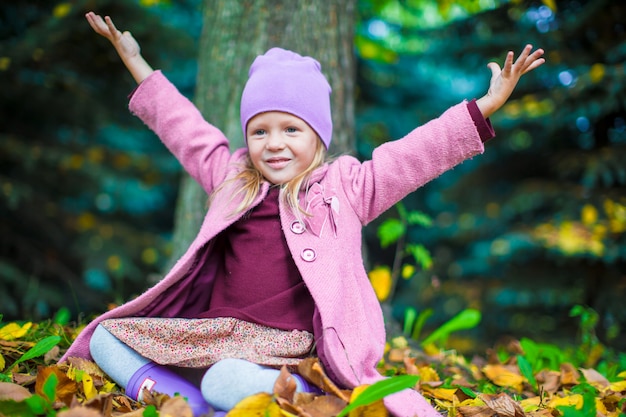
[226,392,282,416]
[44,346,61,364]
[387,348,409,363]
[609,380,626,393]
[479,393,525,417]
[81,371,98,400]
[0,381,31,401]
[142,387,171,409]
[559,363,580,386]
[347,385,388,417]
[535,370,560,393]
[299,395,347,417]
[457,405,494,417]
[547,393,583,409]
[112,394,136,412]
[159,395,193,417]
[56,406,102,417]
[525,409,554,417]
[580,368,610,390]
[297,358,349,402]
[66,357,107,379]
[416,366,440,384]
[274,366,297,403]
[12,373,36,386]
[421,385,458,402]
[36,366,78,405]
[482,365,525,392]
[0,322,33,341]
[83,392,114,416]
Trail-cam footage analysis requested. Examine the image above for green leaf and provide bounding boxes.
[459,386,477,399]
[520,338,563,371]
[53,308,71,326]
[25,395,48,414]
[517,354,537,391]
[377,218,405,248]
[406,210,432,227]
[0,399,38,417]
[411,308,433,341]
[421,309,481,347]
[11,336,61,369]
[42,373,58,404]
[143,405,158,417]
[403,307,417,336]
[336,375,420,417]
[406,243,433,270]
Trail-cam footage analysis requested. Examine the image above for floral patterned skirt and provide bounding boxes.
[100,317,315,368]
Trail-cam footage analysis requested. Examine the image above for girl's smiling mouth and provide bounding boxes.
[265,157,291,169]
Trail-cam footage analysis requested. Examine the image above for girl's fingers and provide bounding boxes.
[502,51,514,75]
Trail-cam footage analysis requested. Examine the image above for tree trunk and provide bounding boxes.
[167,0,356,266]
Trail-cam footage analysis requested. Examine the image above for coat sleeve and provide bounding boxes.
[338,101,486,225]
[128,70,232,194]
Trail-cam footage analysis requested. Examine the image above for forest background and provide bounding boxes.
[1,0,625,357]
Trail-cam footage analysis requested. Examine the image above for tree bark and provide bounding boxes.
[167,0,356,267]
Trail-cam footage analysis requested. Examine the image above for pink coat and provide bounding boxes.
[62,71,487,416]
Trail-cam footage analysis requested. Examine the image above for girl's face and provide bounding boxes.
[247,111,319,185]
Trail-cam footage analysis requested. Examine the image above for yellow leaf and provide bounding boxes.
[0,322,33,340]
[417,366,439,384]
[348,385,388,417]
[401,264,415,279]
[581,204,598,225]
[596,398,608,415]
[609,380,626,392]
[0,353,5,371]
[589,63,605,83]
[548,394,583,409]
[0,57,10,71]
[140,0,163,6]
[82,373,97,400]
[520,396,543,412]
[422,386,457,402]
[53,3,72,18]
[368,266,392,302]
[482,364,525,392]
[226,392,281,417]
[100,381,117,394]
[422,343,440,356]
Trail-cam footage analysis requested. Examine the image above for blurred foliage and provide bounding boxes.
[357,0,626,353]
[0,0,201,320]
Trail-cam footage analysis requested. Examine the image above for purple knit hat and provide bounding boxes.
[240,48,333,149]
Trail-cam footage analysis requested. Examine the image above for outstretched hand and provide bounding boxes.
[86,11,154,83]
[476,44,545,118]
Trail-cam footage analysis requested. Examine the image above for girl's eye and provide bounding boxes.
[286,127,297,133]
[253,129,266,136]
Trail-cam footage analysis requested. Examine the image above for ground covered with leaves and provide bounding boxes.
[0,314,625,417]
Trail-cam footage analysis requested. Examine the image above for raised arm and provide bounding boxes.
[85,12,154,84]
[476,44,545,118]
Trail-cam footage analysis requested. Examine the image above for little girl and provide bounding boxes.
[62,11,544,417]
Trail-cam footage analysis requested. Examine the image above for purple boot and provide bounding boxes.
[127,362,213,416]
[293,374,324,395]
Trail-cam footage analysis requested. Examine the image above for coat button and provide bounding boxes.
[290,221,305,234]
[301,248,317,262]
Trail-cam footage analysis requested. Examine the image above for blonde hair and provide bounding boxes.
[212,139,328,218]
